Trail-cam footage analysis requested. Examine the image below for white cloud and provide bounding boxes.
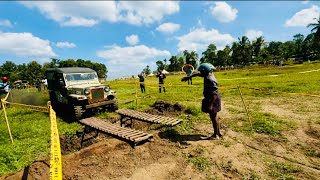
[301,1,309,4]
[97,45,170,65]
[177,28,235,52]
[20,1,179,27]
[117,1,179,25]
[0,19,13,27]
[245,29,263,41]
[125,34,139,45]
[61,17,98,27]
[97,45,171,79]
[210,2,238,23]
[285,5,320,27]
[56,42,76,48]
[156,22,181,34]
[0,32,56,59]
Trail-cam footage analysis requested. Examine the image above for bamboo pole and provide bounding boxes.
[237,86,254,132]
[1,99,14,144]
[135,82,138,110]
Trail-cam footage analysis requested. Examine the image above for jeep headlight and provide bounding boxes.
[104,85,110,92]
[84,88,90,95]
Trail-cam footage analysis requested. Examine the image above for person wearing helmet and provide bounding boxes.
[186,68,193,85]
[157,67,166,93]
[182,63,223,139]
[138,73,146,93]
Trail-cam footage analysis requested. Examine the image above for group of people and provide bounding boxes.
[137,63,223,139]
[138,67,167,94]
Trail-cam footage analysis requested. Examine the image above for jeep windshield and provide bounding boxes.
[64,72,99,85]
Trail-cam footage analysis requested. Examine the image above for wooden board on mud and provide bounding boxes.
[79,117,153,148]
[117,108,182,127]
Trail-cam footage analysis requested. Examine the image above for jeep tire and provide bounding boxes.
[110,103,118,112]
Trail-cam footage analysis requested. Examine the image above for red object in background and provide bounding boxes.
[2,76,8,82]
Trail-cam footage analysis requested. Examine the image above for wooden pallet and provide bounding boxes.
[117,108,182,127]
[79,117,153,148]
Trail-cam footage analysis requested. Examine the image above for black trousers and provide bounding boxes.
[187,77,192,85]
[159,83,166,93]
[140,83,145,93]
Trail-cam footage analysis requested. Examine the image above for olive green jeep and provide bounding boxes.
[45,67,117,120]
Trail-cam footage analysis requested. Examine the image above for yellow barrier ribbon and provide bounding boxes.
[49,103,62,180]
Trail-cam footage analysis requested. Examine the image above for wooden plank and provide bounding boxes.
[80,117,151,142]
[130,133,149,140]
[117,108,183,126]
[120,130,145,137]
[90,120,137,134]
[134,135,153,142]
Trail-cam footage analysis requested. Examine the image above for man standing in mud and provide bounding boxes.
[138,73,146,93]
[157,68,166,93]
[182,63,223,139]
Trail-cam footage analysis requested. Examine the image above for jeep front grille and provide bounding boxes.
[91,88,104,103]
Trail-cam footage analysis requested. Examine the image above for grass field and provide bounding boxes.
[1,62,320,179]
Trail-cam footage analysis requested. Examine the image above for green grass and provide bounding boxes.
[187,156,211,171]
[0,108,82,175]
[267,160,301,180]
[228,112,296,136]
[185,146,211,171]
[1,62,320,175]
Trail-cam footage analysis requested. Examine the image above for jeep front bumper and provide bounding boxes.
[85,99,117,109]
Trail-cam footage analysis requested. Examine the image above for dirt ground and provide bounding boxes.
[1,97,320,180]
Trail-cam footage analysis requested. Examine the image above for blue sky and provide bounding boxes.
[0,1,319,79]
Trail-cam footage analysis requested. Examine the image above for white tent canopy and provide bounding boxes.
[162,69,169,74]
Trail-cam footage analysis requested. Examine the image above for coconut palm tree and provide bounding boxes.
[307,16,320,40]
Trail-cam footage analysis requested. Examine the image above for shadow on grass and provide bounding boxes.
[158,128,207,145]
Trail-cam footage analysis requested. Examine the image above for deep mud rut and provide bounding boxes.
[1,98,320,180]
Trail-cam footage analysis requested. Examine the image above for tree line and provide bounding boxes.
[153,17,320,72]
[0,58,107,85]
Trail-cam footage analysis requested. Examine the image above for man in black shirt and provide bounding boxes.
[156,68,166,93]
[182,63,223,139]
[138,73,146,93]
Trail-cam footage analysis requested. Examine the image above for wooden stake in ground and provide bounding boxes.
[135,82,138,110]
[237,86,254,132]
[1,99,14,144]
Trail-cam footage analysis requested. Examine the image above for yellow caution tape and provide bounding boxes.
[4,101,48,112]
[49,103,62,180]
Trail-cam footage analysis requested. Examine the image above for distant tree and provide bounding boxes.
[156,60,165,70]
[177,57,185,70]
[231,42,241,65]
[223,45,232,65]
[168,56,179,72]
[92,62,107,78]
[252,36,265,61]
[201,44,217,64]
[143,65,151,75]
[266,41,283,60]
[293,33,305,57]
[183,50,198,68]
[76,59,93,68]
[26,61,43,84]
[59,59,77,67]
[279,41,295,60]
[216,50,228,66]
[307,15,320,41]
[0,61,17,75]
[17,63,28,80]
[238,36,252,65]
[189,51,198,68]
